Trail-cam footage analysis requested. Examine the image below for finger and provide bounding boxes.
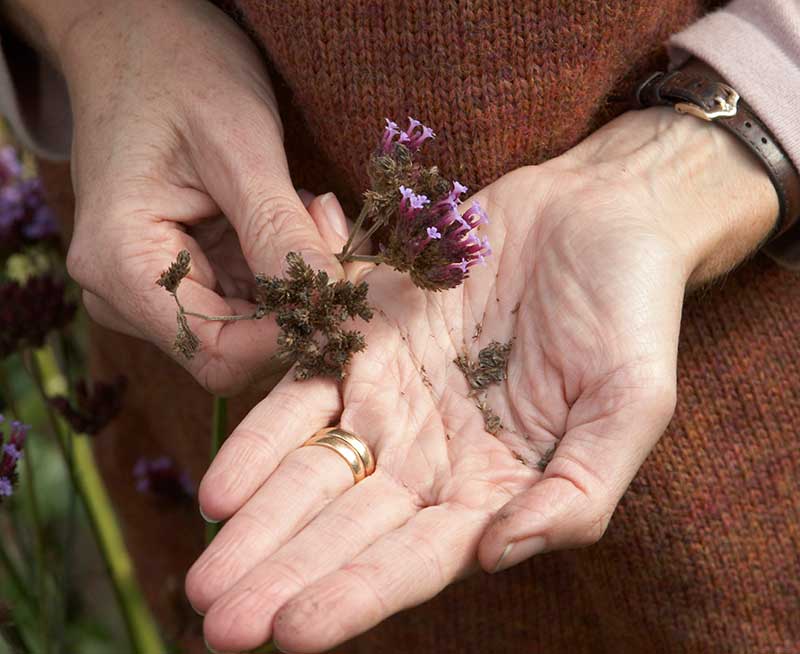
[270,503,489,653]
[478,372,677,573]
[306,192,349,253]
[68,218,283,395]
[188,444,356,611]
[198,373,341,521]
[82,291,144,338]
[187,104,344,280]
[196,472,416,652]
[296,188,315,208]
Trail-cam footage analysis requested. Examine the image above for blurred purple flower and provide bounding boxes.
[133,456,195,503]
[0,417,28,501]
[0,149,59,256]
[0,146,22,186]
[0,275,77,359]
[50,376,127,436]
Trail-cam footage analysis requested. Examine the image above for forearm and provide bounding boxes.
[559,106,779,287]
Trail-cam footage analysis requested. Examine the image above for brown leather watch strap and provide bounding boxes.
[635,60,800,240]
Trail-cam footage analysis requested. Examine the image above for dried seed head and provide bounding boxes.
[157,250,191,294]
[174,312,200,359]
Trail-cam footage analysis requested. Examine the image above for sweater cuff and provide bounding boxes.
[667,0,800,270]
[0,27,71,161]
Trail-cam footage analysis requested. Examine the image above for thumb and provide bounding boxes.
[191,114,343,279]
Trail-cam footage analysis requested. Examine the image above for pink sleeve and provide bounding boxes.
[669,0,800,268]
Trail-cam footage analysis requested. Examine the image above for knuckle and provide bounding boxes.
[65,240,92,287]
[242,195,310,262]
[80,291,106,324]
[576,505,615,547]
[191,349,248,397]
[643,376,678,424]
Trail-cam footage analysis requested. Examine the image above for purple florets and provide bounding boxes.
[0,148,59,255]
[383,182,492,290]
[133,456,195,503]
[0,417,29,501]
[381,116,435,154]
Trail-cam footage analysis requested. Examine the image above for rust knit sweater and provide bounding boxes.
[37,1,799,652]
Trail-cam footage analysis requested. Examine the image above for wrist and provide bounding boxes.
[560,107,779,286]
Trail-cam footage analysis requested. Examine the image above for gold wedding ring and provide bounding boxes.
[304,427,376,484]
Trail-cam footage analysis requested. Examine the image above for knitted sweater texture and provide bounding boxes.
[37,1,798,652]
[226,2,800,652]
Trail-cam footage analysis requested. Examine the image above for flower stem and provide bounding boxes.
[338,205,372,260]
[0,543,34,609]
[184,311,257,322]
[0,364,50,654]
[25,347,167,654]
[343,254,384,264]
[342,219,385,259]
[206,396,228,544]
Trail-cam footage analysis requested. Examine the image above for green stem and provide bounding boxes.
[206,396,228,544]
[0,544,34,608]
[0,365,50,653]
[21,446,49,654]
[24,347,167,654]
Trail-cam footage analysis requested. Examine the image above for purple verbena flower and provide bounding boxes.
[0,146,22,186]
[399,185,430,213]
[380,119,401,154]
[382,178,492,290]
[133,455,195,503]
[0,169,60,255]
[0,417,28,502]
[380,116,434,154]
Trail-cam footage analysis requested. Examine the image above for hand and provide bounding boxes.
[14,0,345,394]
[186,107,777,652]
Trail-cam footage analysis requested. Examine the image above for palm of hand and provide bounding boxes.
[189,164,685,653]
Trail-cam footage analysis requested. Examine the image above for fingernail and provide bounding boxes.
[199,506,219,524]
[494,536,546,573]
[203,636,218,653]
[189,601,205,616]
[492,543,514,573]
[298,248,340,277]
[320,192,349,242]
[273,639,289,653]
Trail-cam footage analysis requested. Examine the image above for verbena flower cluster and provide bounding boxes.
[133,456,194,502]
[0,276,76,359]
[159,117,492,379]
[50,376,127,436]
[0,416,28,500]
[0,146,58,256]
[354,117,492,290]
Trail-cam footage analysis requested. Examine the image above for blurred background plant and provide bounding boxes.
[0,130,169,653]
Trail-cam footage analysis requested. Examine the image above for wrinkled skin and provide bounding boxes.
[57,0,344,395]
[185,108,776,653]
